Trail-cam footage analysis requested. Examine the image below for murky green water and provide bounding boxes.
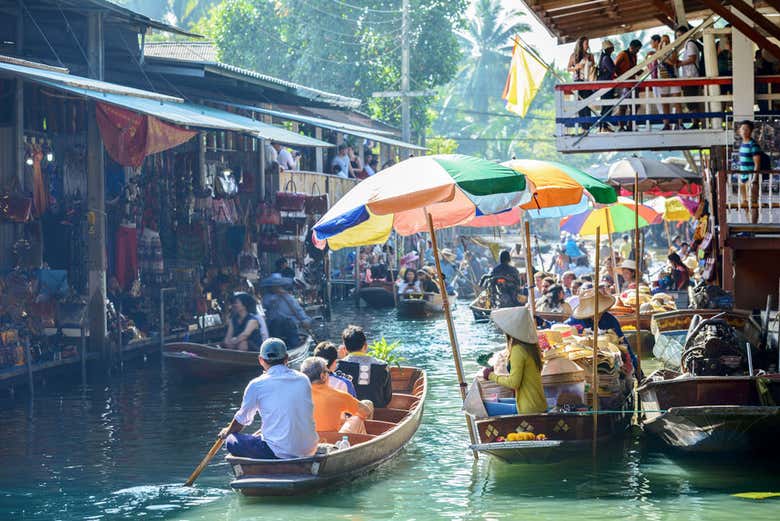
[1,302,778,520]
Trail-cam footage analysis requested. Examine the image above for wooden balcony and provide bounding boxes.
[554,76,780,154]
[278,169,358,202]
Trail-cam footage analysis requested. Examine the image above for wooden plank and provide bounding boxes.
[729,0,780,43]
[699,0,780,61]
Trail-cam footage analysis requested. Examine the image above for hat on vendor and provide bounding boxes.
[440,248,456,262]
[619,259,637,271]
[259,273,294,288]
[400,251,419,265]
[572,288,616,319]
[490,306,538,344]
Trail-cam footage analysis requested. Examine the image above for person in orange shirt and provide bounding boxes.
[301,357,373,434]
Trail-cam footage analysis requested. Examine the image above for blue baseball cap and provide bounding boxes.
[260,338,288,361]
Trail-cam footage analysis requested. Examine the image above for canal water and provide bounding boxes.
[1,302,778,520]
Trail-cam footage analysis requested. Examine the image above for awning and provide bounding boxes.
[214,101,428,152]
[0,60,332,148]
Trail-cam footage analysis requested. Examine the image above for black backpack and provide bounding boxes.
[691,40,706,76]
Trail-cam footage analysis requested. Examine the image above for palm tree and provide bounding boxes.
[451,0,530,118]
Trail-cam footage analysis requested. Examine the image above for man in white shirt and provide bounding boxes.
[272,141,297,171]
[219,338,318,459]
[675,25,702,129]
[331,144,352,179]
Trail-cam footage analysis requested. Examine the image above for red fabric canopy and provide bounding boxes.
[96,103,198,167]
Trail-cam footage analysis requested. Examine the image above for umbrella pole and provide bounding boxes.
[634,174,642,376]
[592,226,601,455]
[426,212,478,459]
[607,213,619,294]
[664,219,672,253]
[524,219,536,316]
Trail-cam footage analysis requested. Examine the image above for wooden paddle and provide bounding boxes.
[184,423,232,487]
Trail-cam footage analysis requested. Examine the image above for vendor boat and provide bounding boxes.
[163,334,312,380]
[357,281,396,309]
[397,292,455,318]
[226,366,426,496]
[469,300,491,322]
[639,311,780,453]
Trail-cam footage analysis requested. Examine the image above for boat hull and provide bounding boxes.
[470,409,630,464]
[163,337,310,380]
[470,304,491,322]
[227,367,426,496]
[639,372,780,453]
[397,293,453,318]
[358,284,396,308]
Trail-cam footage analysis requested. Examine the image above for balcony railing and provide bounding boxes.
[278,169,358,203]
[722,171,780,226]
[553,76,780,153]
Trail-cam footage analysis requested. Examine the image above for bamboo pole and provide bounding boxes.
[664,219,673,253]
[426,212,479,458]
[592,226,601,453]
[634,174,642,376]
[607,211,619,294]
[524,219,536,316]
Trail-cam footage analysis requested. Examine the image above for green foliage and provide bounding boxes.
[368,337,406,367]
[427,136,459,155]
[192,0,468,138]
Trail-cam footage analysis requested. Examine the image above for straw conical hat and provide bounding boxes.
[490,306,538,344]
[572,289,616,319]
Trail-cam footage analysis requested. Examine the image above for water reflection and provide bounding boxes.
[0,302,779,520]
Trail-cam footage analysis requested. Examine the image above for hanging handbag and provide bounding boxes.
[214,170,239,198]
[258,228,280,253]
[304,182,329,215]
[256,200,282,226]
[276,179,306,212]
[0,194,33,223]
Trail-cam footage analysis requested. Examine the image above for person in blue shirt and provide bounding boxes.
[565,288,639,375]
[313,342,357,397]
[738,120,762,223]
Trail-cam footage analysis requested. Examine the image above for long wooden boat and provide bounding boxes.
[357,281,396,308]
[163,334,311,380]
[469,300,491,322]
[226,366,426,496]
[639,370,780,453]
[469,407,630,464]
[397,292,455,318]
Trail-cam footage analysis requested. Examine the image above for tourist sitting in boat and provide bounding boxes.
[397,268,421,295]
[416,268,440,294]
[336,325,393,408]
[260,273,311,349]
[218,338,319,459]
[565,289,638,374]
[535,284,573,317]
[488,250,522,287]
[302,356,374,434]
[481,307,547,414]
[222,292,269,352]
[313,342,356,397]
[439,248,457,293]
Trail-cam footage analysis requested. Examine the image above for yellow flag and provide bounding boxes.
[502,41,548,117]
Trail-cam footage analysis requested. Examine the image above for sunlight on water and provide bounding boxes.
[0,302,778,520]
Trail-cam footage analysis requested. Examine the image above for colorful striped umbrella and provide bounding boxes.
[560,196,662,235]
[313,155,531,250]
[465,160,617,226]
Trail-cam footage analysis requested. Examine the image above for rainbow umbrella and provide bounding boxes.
[313,155,531,250]
[560,196,661,236]
[465,159,617,226]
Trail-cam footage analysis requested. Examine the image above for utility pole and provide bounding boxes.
[401,0,410,143]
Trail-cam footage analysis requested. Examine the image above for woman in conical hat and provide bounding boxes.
[564,288,638,375]
[481,306,547,414]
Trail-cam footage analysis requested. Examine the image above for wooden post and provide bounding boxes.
[427,212,478,458]
[523,219,536,316]
[664,219,672,252]
[354,247,360,305]
[634,174,642,375]
[592,226,601,452]
[607,213,620,294]
[315,128,324,173]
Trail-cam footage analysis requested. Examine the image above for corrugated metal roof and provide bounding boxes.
[215,101,427,152]
[57,0,200,38]
[143,42,361,109]
[0,59,332,147]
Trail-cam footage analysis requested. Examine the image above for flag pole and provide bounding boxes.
[511,36,565,83]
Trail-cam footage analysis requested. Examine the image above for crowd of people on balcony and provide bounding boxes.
[566,24,778,133]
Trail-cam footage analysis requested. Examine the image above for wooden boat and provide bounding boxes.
[226,366,426,496]
[639,370,780,453]
[357,281,396,308]
[469,408,630,464]
[397,292,455,318]
[163,334,311,380]
[470,301,491,322]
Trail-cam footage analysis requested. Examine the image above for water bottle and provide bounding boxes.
[335,435,351,450]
